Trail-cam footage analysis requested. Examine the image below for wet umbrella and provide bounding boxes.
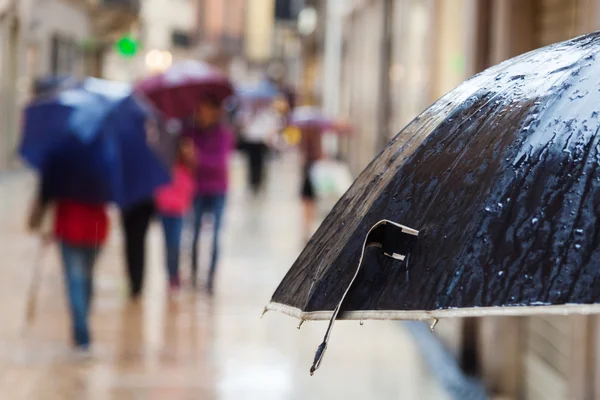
[288,106,351,134]
[136,60,234,118]
[266,32,600,374]
[20,77,173,209]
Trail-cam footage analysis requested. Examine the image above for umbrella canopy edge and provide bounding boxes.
[266,301,600,321]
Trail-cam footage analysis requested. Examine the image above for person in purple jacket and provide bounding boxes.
[185,95,234,293]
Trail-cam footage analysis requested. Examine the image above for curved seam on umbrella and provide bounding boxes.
[309,219,398,375]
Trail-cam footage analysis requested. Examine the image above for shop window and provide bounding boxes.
[172,30,191,48]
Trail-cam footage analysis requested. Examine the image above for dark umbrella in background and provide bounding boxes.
[20,77,174,209]
[136,60,234,118]
[266,32,600,374]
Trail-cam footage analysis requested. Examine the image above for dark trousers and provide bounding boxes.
[246,142,267,194]
[121,200,154,298]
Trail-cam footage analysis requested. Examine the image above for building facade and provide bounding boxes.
[194,0,246,76]
[102,0,195,82]
[0,0,33,168]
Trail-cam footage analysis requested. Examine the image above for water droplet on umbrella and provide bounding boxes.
[429,318,438,332]
[575,244,582,250]
[531,217,539,224]
[498,271,504,277]
[498,203,503,208]
[575,228,584,234]
[485,207,491,212]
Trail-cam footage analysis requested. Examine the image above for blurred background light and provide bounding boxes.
[145,49,172,72]
[115,35,139,58]
[297,7,317,36]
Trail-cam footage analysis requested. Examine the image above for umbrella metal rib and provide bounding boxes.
[285,220,420,375]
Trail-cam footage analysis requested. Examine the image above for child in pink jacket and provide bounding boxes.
[155,138,196,292]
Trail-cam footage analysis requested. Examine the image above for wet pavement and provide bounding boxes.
[0,154,452,399]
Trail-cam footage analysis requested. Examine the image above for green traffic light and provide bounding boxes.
[115,35,139,57]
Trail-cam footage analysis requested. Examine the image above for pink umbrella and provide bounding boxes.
[288,106,352,134]
[136,60,234,118]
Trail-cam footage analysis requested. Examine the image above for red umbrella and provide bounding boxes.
[136,60,234,118]
[288,106,352,134]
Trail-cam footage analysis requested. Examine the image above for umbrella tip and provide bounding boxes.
[297,320,305,330]
[310,341,327,376]
[260,307,268,319]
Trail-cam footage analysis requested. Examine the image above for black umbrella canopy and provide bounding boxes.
[266,32,600,372]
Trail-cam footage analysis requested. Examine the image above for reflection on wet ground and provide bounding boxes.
[0,155,452,399]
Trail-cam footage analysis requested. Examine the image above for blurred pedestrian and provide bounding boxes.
[186,96,234,293]
[119,115,172,301]
[154,137,196,294]
[299,127,323,242]
[266,64,296,114]
[239,100,282,195]
[28,177,108,352]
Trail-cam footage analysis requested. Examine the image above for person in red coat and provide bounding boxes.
[29,191,108,351]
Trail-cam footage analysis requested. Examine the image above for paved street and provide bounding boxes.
[0,154,452,399]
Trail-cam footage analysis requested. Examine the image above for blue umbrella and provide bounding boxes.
[20,78,173,209]
[236,80,280,101]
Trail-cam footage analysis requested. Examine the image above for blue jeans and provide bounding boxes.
[60,242,99,347]
[160,214,183,282]
[191,194,226,285]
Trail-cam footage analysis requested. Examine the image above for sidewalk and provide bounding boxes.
[0,154,455,399]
